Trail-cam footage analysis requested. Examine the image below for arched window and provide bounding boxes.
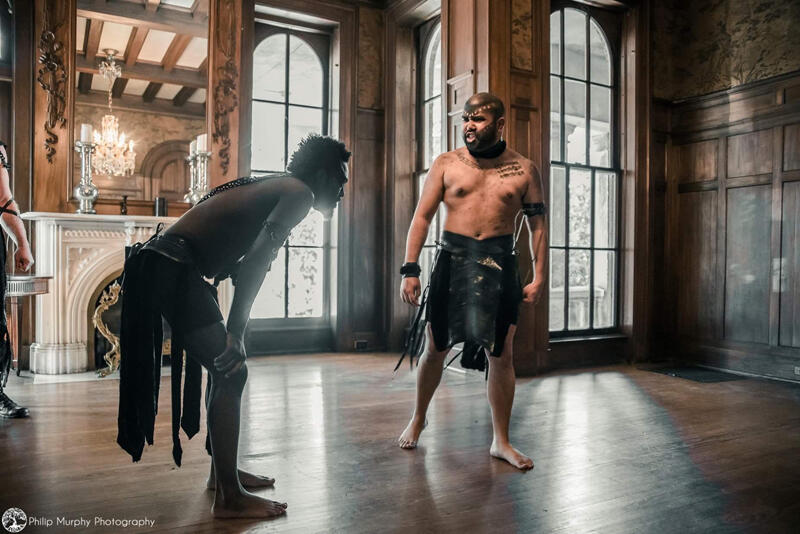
[549,6,618,334]
[417,18,442,286]
[250,28,331,322]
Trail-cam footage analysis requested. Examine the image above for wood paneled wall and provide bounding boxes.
[663,71,800,381]
[32,0,76,213]
[207,0,254,186]
[383,0,440,351]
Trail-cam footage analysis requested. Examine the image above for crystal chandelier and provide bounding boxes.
[92,49,136,176]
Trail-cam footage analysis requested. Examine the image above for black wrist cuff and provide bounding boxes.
[400,262,421,278]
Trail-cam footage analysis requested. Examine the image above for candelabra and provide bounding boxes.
[74,141,99,214]
[184,152,201,204]
[195,150,211,199]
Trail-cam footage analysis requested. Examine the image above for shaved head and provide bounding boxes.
[461,92,506,153]
[463,92,505,120]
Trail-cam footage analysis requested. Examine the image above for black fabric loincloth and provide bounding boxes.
[117,232,222,466]
[426,231,522,369]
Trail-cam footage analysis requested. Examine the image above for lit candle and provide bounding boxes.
[80,123,93,143]
[190,139,197,155]
[197,133,207,152]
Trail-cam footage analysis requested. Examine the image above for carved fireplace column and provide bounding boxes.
[206,0,254,188]
[442,0,550,375]
[32,0,76,213]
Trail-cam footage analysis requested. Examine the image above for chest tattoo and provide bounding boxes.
[456,153,482,170]
[455,154,526,178]
[494,161,525,178]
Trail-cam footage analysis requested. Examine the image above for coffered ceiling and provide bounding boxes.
[75,0,208,117]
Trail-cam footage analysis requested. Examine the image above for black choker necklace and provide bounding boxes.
[467,139,506,159]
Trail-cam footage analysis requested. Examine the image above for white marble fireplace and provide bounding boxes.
[21,212,175,374]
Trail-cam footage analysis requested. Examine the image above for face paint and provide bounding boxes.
[461,106,501,152]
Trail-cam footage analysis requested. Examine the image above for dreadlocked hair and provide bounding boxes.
[286,134,351,182]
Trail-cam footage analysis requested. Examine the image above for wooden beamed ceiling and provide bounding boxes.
[77,0,207,37]
[80,91,205,118]
[162,34,193,72]
[124,27,149,68]
[77,0,208,113]
[76,57,205,88]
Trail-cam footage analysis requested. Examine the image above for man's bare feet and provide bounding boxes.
[398,417,427,449]
[490,441,534,470]
[212,491,287,519]
[207,468,276,490]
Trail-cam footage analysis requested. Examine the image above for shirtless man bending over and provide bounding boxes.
[398,92,548,470]
[118,135,350,518]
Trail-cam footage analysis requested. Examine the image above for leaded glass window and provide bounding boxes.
[549,7,619,334]
[417,18,443,287]
[250,27,331,320]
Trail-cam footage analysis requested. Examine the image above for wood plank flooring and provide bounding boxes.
[1,354,799,533]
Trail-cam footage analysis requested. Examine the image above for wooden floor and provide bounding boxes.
[1,354,799,533]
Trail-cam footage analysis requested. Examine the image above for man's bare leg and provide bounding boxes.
[185,323,287,518]
[204,372,276,490]
[398,324,448,449]
[206,462,276,490]
[487,325,533,470]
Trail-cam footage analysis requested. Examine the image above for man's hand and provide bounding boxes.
[522,279,545,305]
[214,334,246,378]
[14,246,33,272]
[401,276,421,306]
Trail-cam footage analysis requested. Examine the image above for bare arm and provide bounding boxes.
[404,156,445,263]
[214,187,312,375]
[522,162,548,304]
[401,156,445,305]
[0,145,33,272]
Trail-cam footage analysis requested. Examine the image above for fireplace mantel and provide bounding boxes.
[22,212,178,374]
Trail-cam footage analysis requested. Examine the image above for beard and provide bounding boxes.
[463,121,499,151]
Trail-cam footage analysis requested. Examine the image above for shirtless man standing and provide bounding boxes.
[398,93,548,470]
[117,134,350,518]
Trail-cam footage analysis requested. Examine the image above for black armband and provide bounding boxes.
[0,198,18,217]
[0,150,10,171]
[400,262,422,278]
[522,202,546,217]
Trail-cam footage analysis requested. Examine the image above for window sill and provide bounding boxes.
[549,333,627,344]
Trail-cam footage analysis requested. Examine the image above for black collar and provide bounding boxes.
[467,139,506,159]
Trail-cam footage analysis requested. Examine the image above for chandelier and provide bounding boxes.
[92,49,136,176]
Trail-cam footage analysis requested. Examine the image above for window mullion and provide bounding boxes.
[589,168,595,330]
[560,10,565,167]
[564,164,570,330]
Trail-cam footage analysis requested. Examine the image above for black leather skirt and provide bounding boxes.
[425,231,522,359]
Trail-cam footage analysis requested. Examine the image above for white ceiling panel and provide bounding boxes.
[138,29,175,63]
[187,88,206,103]
[162,0,196,8]
[97,22,134,57]
[122,79,150,96]
[76,17,87,52]
[155,83,183,100]
[176,37,207,69]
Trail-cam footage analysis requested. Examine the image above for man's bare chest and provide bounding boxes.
[444,155,528,203]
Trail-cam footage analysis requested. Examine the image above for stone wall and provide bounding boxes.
[653,0,800,100]
[73,103,205,174]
